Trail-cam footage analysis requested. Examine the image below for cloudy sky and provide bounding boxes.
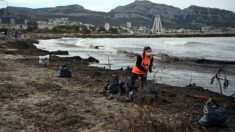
[0,0,234,12]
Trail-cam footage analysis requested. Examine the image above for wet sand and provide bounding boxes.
[0,39,234,131]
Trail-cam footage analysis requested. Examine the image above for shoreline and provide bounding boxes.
[0,39,234,131]
[8,38,235,96]
[3,39,235,96]
[35,37,235,96]
[25,32,235,39]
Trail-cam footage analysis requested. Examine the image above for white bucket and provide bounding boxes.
[39,55,49,65]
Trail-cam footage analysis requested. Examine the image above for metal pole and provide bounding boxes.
[6,0,8,16]
[0,0,9,36]
[5,0,10,37]
[0,0,8,18]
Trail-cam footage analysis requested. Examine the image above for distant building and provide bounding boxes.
[225,27,235,32]
[24,19,28,25]
[201,26,212,32]
[48,18,69,25]
[37,18,69,30]
[104,23,110,31]
[10,18,15,25]
[69,21,82,26]
[15,24,27,30]
[60,18,69,21]
[138,26,147,32]
[0,17,29,30]
[126,22,131,29]
[37,21,54,29]
[119,26,127,30]
[176,28,184,33]
[83,24,95,29]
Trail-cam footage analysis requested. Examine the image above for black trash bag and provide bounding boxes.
[127,78,160,102]
[199,98,228,127]
[104,75,125,95]
[142,81,159,95]
[59,65,72,78]
[138,81,159,104]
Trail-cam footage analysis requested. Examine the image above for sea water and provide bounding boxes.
[35,37,235,96]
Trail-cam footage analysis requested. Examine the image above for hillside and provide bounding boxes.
[0,1,235,29]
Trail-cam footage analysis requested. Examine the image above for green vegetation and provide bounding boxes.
[27,22,38,32]
[108,27,119,34]
[52,25,79,33]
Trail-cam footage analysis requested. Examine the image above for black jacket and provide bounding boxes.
[136,55,154,73]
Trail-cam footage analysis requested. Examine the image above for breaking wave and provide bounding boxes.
[75,39,94,48]
[73,39,106,50]
[116,50,138,58]
[117,49,235,65]
[164,41,207,47]
[159,53,235,65]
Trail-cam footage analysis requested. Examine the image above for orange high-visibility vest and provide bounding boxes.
[132,55,151,75]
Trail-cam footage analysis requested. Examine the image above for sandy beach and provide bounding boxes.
[0,39,234,131]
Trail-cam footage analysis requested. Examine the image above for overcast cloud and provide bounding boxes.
[0,0,234,12]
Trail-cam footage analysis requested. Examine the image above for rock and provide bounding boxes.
[50,50,69,55]
[107,95,114,100]
[8,40,38,49]
[4,49,17,54]
[83,57,99,63]
[160,53,179,63]
[70,56,83,61]
[160,53,170,62]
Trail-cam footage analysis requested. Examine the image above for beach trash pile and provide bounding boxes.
[199,98,228,127]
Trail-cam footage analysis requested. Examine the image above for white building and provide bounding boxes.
[24,19,28,25]
[176,28,184,33]
[60,18,68,21]
[15,24,27,30]
[37,21,54,29]
[69,21,82,26]
[201,26,212,32]
[126,22,131,29]
[10,18,15,25]
[37,18,69,29]
[120,26,127,30]
[138,26,147,32]
[48,18,69,25]
[104,23,110,31]
[83,24,95,29]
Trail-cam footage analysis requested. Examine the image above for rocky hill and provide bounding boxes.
[109,1,235,29]
[176,5,235,29]
[109,1,181,28]
[0,0,234,29]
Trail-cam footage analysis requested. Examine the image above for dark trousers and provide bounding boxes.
[128,73,147,92]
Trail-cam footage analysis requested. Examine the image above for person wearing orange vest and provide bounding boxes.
[128,46,154,99]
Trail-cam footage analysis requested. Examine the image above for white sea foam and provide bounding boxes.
[164,41,188,46]
[75,39,93,48]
